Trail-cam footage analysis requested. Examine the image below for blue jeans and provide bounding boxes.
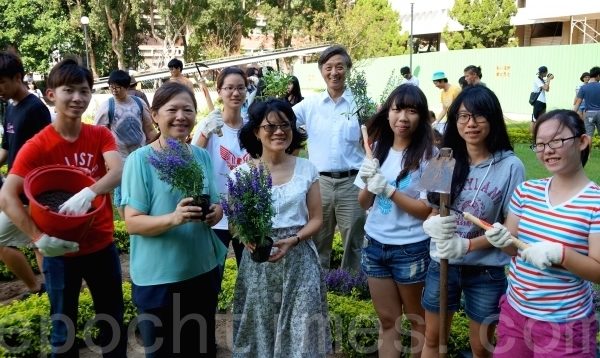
[421,260,507,324]
[361,236,430,284]
[43,243,126,357]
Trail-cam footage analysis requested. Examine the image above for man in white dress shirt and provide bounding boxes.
[293,45,365,272]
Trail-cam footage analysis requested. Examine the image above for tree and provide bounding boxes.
[314,0,408,60]
[0,0,80,73]
[443,0,517,49]
[92,0,145,70]
[185,0,254,61]
[258,0,325,50]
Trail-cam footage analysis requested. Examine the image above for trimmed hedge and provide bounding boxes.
[0,282,136,357]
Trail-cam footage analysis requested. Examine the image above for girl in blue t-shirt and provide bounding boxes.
[356,84,435,356]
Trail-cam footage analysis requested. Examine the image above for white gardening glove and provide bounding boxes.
[34,234,79,257]
[358,158,379,183]
[485,222,512,248]
[423,215,457,242]
[521,242,563,270]
[366,172,395,198]
[436,234,470,259]
[58,187,97,215]
[198,109,224,138]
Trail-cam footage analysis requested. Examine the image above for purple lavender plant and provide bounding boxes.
[324,268,369,299]
[148,138,205,198]
[221,162,274,246]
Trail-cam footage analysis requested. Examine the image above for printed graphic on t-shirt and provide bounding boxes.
[376,174,411,214]
[62,152,99,178]
[220,146,251,170]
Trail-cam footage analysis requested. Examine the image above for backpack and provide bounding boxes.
[107,96,145,149]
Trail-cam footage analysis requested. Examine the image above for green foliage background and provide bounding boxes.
[443,0,518,50]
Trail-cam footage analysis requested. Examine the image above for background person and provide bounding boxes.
[486,110,599,357]
[193,67,249,268]
[0,58,127,357]
[432,70,461,130]
[400,66,419,87]
[292,45,366,272]
[532,65,553,122]
[357,84,435,356]
[94,69,158,218]
[167,58,194,91]
[574,66,600,140]
[421,85,525,358]
[463,65,483,86]
[121,82,226,357]
[127,75,150,107]
[285,75,304,106]
[232,99,328,357]
[0,51,50,298]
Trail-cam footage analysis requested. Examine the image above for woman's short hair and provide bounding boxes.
[239,99,306,158]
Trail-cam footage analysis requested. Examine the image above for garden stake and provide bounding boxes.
[419,147,456,357]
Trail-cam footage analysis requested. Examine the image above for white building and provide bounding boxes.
[389,0,599,50]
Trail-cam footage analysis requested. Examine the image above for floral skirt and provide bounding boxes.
[232,226,331,358]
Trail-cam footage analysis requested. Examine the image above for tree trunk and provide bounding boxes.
[88,41,99,79]
[105,4,129,70]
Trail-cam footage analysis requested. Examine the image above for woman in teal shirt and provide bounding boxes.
[121,82,227,357]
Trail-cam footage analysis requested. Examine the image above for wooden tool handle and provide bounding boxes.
[462,212,530,250]
[360,125,373,159]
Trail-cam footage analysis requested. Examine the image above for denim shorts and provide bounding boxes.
[361,235,430,284]
[421,260,507,324]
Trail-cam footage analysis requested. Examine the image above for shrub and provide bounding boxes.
[0,282,135,357]
[330,232,344,269]
[217,258,237,312]
[324,268,369,300]
[113,220,129,253]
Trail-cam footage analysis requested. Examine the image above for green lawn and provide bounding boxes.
[513,143,600,183]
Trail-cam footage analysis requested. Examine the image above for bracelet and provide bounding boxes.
[294,235,301,245]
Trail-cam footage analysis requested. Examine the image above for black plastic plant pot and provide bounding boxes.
[250,237,274,263]
[191,194,212,221]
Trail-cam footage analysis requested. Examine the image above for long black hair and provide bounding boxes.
[533,109,590,166]
[431,85,513,205]
[366,84,433,185]
[286,76,303,105]
[239,99,307,158]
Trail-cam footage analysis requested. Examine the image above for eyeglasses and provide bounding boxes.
[260,123,291,133]
[109,85,123,91]
[221,86,247,94]
[456,112,487,125]
[530,136,578,153]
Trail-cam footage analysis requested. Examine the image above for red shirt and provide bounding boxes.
[11,124,117,255]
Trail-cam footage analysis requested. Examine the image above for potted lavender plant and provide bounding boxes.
[148,138,210,220]
[221,162,274,262]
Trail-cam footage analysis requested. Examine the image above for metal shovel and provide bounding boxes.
[419,147,456,357]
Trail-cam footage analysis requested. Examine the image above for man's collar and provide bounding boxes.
[320,87,353,103]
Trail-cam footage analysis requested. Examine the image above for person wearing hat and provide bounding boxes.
[127,75,150,107]
[531,66,553,122]
[400,66,419,87]
[432,71,461,131]
[574,66,600,140]
[574,71,590,117]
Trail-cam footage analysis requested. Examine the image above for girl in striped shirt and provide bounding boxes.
[485,109,600,357]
